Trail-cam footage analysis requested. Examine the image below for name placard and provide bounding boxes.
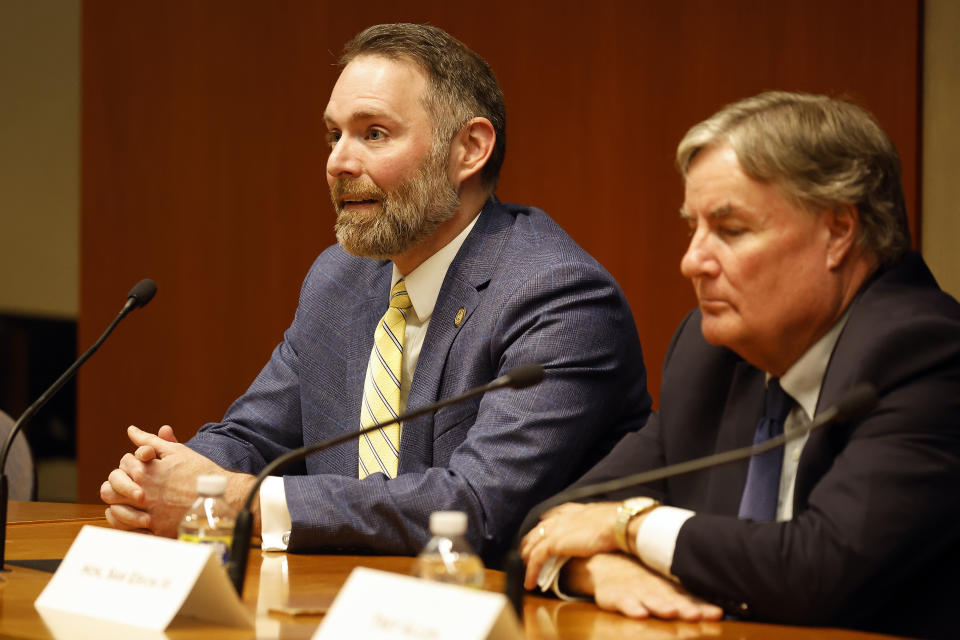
[34,525,252,631]
[313,567,522,640]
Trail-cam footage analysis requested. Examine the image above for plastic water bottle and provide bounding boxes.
[412,511,485,588]
[177,474,236,565]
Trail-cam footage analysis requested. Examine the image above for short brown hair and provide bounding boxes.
[677,91,910,265]
[341,23,506,192]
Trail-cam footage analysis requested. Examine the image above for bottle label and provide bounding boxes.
[177,534,232,565]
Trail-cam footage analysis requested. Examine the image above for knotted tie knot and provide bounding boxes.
[763,378,794,426]
[389,280,412,310]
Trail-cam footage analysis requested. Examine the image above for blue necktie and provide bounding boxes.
[738,379,794,521]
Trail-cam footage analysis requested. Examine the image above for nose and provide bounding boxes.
[326,136,362,181]
[680,226,719,280]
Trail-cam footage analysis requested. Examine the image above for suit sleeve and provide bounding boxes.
[187,247,360,475]
[185,254,333,476]
[186,323,307,475]
[562,309,698,502]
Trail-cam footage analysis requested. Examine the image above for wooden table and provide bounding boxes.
[0,502,903,639]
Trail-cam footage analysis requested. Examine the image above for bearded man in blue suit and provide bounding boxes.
[100,23,651,562]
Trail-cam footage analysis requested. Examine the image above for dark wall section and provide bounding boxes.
[78,0,920,502]
[0,315,76,457]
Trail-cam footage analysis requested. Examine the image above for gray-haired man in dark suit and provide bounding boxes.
[522,92,960,639]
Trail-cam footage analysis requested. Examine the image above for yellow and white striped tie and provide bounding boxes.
[358,280,412,479]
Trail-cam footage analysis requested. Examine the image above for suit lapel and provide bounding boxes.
[705,362,765,513]
[340,265,392,477]
[398,200,511,473]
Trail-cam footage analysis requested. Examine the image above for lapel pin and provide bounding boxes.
[454,307,466,327]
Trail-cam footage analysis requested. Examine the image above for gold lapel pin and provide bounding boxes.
[454,307,466,327]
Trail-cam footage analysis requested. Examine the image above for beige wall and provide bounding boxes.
[0,0,79,319]
[923,0,960,299]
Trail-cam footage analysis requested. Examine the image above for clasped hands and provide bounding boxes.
[100,425,257,537]
[520,502,722,622]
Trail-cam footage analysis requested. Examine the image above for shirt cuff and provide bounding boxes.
[634,506,695,580]
[259,476,292,551]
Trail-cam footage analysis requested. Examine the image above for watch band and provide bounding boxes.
[614,497,660,553]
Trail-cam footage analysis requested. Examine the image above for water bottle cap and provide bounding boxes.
[429,511,467,536]
[196,474,227,496]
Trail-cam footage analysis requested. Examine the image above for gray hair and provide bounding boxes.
[341,23,506,193]
[676,91,910,265]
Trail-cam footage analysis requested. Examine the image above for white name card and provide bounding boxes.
[313,567,522,640]
[34,525,252,631]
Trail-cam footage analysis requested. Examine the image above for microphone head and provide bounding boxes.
[127,279,157,309]
[506,364,545,389]
[833,382,878,423]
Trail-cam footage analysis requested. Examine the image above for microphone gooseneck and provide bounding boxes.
[503,382,878,617]
[501,363,545,389]
[225,363,545,596]
[0,279,157,571]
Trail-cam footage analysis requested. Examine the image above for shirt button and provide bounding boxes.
[792,450,801,461]
[282,531,291,545]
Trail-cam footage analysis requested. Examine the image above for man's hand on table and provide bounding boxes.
[520,502,621,589]
[100,425,259,537]
[565,553,723,622]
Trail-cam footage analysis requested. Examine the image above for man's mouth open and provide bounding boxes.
[340,197,380,209]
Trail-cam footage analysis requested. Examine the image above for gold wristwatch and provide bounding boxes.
[614,496,660,553]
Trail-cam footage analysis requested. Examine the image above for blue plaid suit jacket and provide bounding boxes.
[188,198,651,561]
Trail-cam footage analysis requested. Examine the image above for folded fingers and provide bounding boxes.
[106,466,144,505]
[104,503,151,532]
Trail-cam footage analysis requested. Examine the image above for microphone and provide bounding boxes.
[0,278,157,571]
[225,363,545,596]
[125,278,158,310]
[503,382,878,616]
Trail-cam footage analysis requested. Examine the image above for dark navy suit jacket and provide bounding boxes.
[188,199,651,562]
[575,252,960,639]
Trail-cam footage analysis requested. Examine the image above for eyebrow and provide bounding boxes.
[709,204,734,219]
[323,109,392,126]
[679,203,734,221]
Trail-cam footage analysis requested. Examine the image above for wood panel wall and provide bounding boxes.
[78,0,920,501]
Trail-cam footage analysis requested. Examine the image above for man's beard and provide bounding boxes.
[330,144,460,260]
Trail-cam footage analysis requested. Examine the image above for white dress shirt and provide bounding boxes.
[260,214,480,551]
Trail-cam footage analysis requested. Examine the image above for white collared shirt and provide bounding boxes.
[260,213,481,551]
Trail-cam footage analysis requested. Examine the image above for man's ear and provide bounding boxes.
[825,203,860,269]
[449,117,495,187]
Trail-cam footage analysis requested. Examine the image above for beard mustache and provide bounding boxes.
[330,143,460,260]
